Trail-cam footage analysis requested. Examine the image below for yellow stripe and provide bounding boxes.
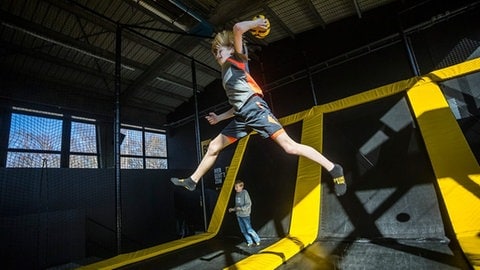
[317,77,418,113]
[208,135,251,233]
[407,80,480,269]
[225,110,323,269]
[427,57,480,81]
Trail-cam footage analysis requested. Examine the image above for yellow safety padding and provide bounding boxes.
[277,108,311,126]
[317,77,419,113]
[289,113,323,238]
[79,233,216,270]
[427,57,480,81]
[225,235,316,269]
[457,234,480,269]
[407,81,480,269]
[207,135,251,233]
[225,111,323,269]
[276,77,418,128]
[80,135,251,270]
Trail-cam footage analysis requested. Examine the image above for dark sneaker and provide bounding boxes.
[329,164,347,196]
[170,177,196,191]
[333,176,347,196]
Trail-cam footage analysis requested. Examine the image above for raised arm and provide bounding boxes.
[232,18,269,54]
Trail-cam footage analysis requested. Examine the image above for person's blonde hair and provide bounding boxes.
[211,30,234,56]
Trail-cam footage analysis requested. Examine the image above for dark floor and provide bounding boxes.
[116,236,470,270]
[278,239,471,270]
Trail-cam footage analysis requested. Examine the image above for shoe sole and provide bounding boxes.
[170,178,195,191]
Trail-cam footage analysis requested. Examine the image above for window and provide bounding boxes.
[6,108,99,168]
[5,108,166,169]
[121,125,167,169]
[7,110,62,168]
[69,119,98,168]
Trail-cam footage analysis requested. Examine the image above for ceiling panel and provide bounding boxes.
[312,0,355,23]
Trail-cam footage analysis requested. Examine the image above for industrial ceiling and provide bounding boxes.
[0,0,399,124]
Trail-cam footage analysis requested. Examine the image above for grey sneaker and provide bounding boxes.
[170,177,196,191]
[329,164,347,196]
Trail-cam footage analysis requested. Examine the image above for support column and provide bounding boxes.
[114,24,122,254]
[191,58,208,231]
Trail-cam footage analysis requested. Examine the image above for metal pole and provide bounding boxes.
[303,51,318,106]
[401,32,420,76]
[398,17,420,76]
[114,24,122,254]
[191,58,208,232]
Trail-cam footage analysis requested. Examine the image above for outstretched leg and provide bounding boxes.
[171,133,235,191]
[272,132,347,196]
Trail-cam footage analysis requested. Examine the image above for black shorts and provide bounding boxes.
[221,95,284,140]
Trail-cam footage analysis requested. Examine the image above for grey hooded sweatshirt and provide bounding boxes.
[234,189,252,217]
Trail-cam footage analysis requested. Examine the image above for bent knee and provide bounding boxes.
[282,143,299,155]
[206,140,225,156]
[206,145,220,156]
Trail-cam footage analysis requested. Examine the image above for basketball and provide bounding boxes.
[250,15,270,39]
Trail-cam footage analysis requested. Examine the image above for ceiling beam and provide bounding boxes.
[1,68,174,114]
[207,0,263,26]
[0,10,200,99]
[155,70,205,93]
[177,54,220,78]
[1,40,189,103]
[1,41,109,79]
[42,0,168,54]
[43,0,217,96]
[121,34,201,100]
[353,0,363,18]
[304,0,327,28]
[121,0,219,72]
[262,4,296,39]
[0,10,148,71]
[121,0,187,31]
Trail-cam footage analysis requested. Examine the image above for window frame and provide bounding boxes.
[69,117,100,168]
[5,108,101,168]
[7,108,64,168]
[120,124,168,169]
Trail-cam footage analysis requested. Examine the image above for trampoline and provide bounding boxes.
[81,58,480,270]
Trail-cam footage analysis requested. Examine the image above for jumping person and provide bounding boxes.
[171,17,347,196]
[229,180,261,247]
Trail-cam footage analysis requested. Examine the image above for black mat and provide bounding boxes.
[278,94,470,269]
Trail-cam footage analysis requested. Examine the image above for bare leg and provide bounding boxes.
[273,131,347,196]
[190,134,234,182]
[273,132,334,171]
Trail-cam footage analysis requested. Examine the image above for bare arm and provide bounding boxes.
[232,19,269,54]
[205,107,235,125]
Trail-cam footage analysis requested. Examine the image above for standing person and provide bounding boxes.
[171,17,347,196]
[229,180,261,247]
